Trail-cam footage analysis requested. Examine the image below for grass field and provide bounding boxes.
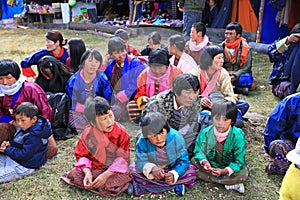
[0,28,283,200]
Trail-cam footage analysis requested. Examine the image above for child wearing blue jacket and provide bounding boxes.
[0,102,52,183]
[130,112,196,196]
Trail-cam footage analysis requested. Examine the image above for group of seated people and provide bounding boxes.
[4,21,299,198]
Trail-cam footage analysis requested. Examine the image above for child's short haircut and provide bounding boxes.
[140,112,170,138]
[192,22,207,36]
[168,34,186,51]
[172,74,200,96]
[148,31,161,45]
[211,100,237,125]
[15,102,39,118]
[108,37,126,55]
[84,97,112,125]
[114,29,129,41]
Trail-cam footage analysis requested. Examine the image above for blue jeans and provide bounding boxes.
[183,11,202,40]
[0,154,35,183]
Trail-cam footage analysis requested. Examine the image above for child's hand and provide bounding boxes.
[103,53,111,64]
[0,146,6,153]
[202,161,212,173]
[83,170,93,189]
[211,168,227,177]
[151,166,165,180]
[1,141,10,148]
[164,172,174,185]
[90,170,113,189]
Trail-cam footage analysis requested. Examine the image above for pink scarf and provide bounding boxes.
[214,126,230,143]
[146,67,171,97]
[188,35,209,51]
[200,69,221,98]
[80,69,96,83]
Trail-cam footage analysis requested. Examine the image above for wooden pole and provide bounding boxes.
[129,0,134,25]
[256,0,265,43]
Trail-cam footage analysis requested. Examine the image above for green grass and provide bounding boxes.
[0,28,283,199]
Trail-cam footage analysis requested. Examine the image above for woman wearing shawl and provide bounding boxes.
[127,48,182,123]
[199,45,249,128]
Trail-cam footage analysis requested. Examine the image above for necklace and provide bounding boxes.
[85,82,93,92]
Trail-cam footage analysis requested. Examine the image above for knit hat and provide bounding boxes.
[148,48,170,66]
[114,29,129,41]
[287,138,300,165]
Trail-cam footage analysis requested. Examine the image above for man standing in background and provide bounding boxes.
[178,0,205,41]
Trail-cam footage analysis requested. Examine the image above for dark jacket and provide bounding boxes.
[5,116,52,169]
[20,48,69,77]
[178,0,205,13]
[264,93,300,154]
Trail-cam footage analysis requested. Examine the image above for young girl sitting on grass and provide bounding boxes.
[192,100,248,194]
[61,97,131,197]
[130,112,196,197]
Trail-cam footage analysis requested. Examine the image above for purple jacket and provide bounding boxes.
[0,80,52,122]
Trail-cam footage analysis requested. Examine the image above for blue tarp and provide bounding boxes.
[260,3,289,44]
[1,0,23,19]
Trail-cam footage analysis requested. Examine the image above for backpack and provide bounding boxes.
[46,92,73,140]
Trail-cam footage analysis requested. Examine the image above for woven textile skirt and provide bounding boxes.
[129,164,196,197]
[61,168,131,197]
[192,160,248,185]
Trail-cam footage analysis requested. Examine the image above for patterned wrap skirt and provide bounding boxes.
[61,168,131,197]
[129,164,197,197]
[69,110,89,134]
[269,139,295,174]
[192,160,249,185]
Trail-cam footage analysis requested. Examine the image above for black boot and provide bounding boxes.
[234,87,249,95]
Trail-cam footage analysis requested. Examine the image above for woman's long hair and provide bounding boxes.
[68,38,86,72]
[35,56,72,93]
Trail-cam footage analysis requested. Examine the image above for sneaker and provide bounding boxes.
[225,183,245,194]
[127,183,134,195]
[174,184,185,196]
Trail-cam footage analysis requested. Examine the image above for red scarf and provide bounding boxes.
[52,47,65,59]
[224,37,249,67]
[81,125,110,165]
